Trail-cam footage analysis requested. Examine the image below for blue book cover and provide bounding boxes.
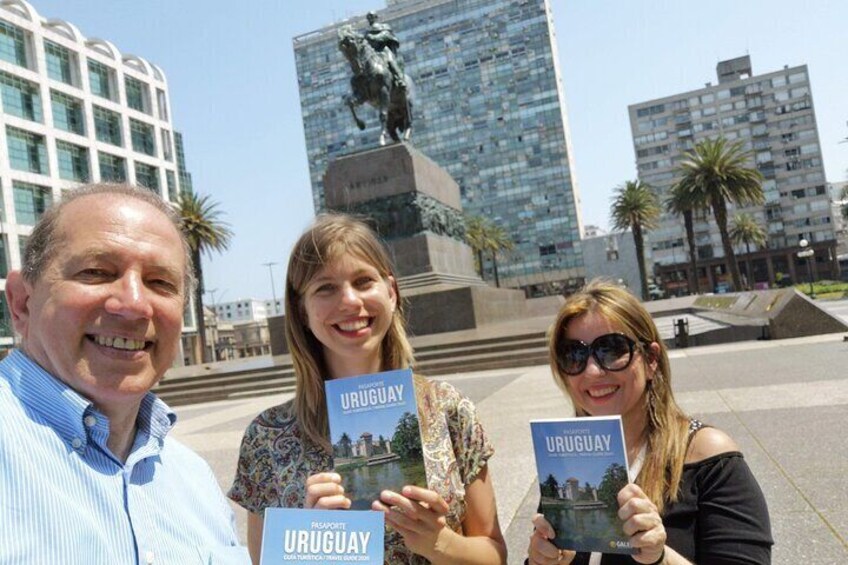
[530,416,635,555]
[325,368,426,511]
[260,508,384,564]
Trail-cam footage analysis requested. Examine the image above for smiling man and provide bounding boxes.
[0,184,248,564]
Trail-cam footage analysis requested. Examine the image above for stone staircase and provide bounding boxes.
[155,326,550,407]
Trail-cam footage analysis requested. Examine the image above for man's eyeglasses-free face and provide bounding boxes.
[555,333,642,376]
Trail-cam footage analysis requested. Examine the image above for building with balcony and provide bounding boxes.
[293,0,584,296]
[629,56,838,295]
[0,1,185,351]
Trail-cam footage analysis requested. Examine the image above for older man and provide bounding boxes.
[0,184,248,564]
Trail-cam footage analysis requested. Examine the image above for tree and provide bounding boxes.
[676,137,764,291]
[596,462,628,506]
[610,180,660,301]
[336,432,353,458]
[730,213,767,289]
[541,474,560,499]
[464,215,515,287]
[390,412,422,459]
[177,192,233,364]
[666,180,708,295]
[465,216,488,278]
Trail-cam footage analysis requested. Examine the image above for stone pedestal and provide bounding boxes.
[322,144,529,336]
[324,144,482,288]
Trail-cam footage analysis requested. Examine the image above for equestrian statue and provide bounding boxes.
[338,12,412,145]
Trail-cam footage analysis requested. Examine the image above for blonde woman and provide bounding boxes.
[528,281,772,565]
[229,214,506,564]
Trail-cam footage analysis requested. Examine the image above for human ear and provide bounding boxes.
[5,271,32,336]
[645,342,660,377]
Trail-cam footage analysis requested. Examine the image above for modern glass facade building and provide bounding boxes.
[629,56,838,295]
[0,0,185,348]
[293,0,583,295]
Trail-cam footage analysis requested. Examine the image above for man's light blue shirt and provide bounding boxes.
[0,350,249,564]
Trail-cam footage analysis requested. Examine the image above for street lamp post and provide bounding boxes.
[263,262,279,315]
[797,239,816,299]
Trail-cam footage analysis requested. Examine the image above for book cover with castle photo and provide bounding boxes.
[530,416,635,555]
[325,368,426,511]
[260,508,384,564]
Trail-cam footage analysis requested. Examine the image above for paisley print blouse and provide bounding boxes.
[228,374,494,564]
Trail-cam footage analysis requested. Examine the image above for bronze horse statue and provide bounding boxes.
[338,25,412,145]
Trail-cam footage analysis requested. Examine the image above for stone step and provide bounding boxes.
[159,375,297,406]
[417,347,550,376]
[156,330,549,406]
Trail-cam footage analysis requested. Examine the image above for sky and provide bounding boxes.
[30,0,848,303]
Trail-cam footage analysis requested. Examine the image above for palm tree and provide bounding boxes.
[465,216,488,278]
[486,222,514,288]
[840,184,848,220]
[611,180,660,301]
[464,216,514,287]
[666,181,707,295]
[730,213,767,289]
[177,192,233,364]
[676,137,764,291]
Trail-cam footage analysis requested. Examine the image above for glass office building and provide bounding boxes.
[293,0,584,294]
[629,56,838,295]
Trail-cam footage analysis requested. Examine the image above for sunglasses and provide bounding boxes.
[555,333,642,376]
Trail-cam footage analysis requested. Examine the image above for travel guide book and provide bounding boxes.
[260,508,384,564]
[325,368,426,511]
[530,416,635,555]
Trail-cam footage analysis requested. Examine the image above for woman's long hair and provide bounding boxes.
[285,214,414,452]
[548,279,690,513]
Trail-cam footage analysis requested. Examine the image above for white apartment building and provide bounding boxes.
[630,56,838,295]
[214,298,282,325]
[0,0,184,349]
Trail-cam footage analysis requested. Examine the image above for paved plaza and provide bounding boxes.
[173,331,848,564]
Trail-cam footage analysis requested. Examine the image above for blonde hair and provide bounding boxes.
[548,279,690,513]
[285,214,414,452]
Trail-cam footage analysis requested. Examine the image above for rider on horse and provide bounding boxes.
[365,11,406,90]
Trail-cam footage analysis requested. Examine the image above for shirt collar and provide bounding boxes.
[1,349,176,448]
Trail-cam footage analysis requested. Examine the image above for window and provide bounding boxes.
[56,140,90,182]
[539,244,556,256]
[51,91,85,135]
[93,105,122,146]
[166,170,178,202]
[0,292,10,337]
[161,129,173,161]
[134,162,159,192]
[45,40,77,85]
[0,236,7,278]
[125,76,150,113]
[88,59,115,100]
[130,119,155,156]
[156,88,168,120]
[0,20,27,67]
[788,72,807,84]
[636,103,665,117]
[6,126,48,174]
[98,151,126,182]
[13,181,52,225]
[0,71,42,122]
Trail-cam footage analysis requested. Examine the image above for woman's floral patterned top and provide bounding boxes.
[228,374,494,564]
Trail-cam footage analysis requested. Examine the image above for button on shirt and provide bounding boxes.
[0,350,249,564]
